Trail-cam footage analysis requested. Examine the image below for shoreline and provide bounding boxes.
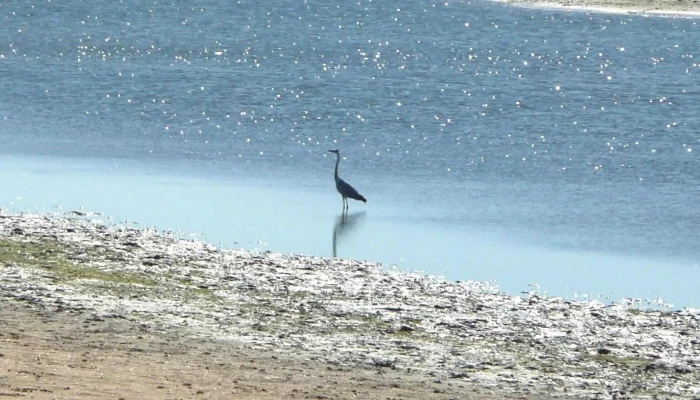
[1,211,700,398]
[492,0,700,17]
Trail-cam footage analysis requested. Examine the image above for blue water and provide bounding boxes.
[1,0,699,308]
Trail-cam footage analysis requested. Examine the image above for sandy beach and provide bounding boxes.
[493,0,700,16]
[1,212,699,399]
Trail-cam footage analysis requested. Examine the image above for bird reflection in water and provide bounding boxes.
[332,211,366,258]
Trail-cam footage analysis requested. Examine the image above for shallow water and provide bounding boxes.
[1,155,696,309]
[1,0,699,307]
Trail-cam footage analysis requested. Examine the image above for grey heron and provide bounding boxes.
[328,149,367,211]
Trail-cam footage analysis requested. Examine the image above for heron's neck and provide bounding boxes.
[334,154,340,180]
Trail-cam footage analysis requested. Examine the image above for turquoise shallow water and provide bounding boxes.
[1,155,696,309]
[1,0,699,307]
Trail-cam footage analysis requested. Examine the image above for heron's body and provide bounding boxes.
[329,149,366,211]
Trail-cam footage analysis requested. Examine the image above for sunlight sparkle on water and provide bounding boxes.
[1,0,700,307]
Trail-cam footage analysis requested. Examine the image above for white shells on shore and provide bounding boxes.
[1,212,699,399]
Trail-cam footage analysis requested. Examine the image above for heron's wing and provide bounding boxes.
[338,178,366,202]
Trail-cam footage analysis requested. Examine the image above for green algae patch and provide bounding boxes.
[0,237,156,287]
[586,353,649,367]
[54,263,158,286]
[0,238,66,267]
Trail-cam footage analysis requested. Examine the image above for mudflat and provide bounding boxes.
[1,213,699,399]
[0,301,519,400]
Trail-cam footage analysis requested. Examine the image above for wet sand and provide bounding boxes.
[1,212,699,399]
[1,301,521,400]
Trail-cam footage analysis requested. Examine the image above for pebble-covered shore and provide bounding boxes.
[1,212,699,399]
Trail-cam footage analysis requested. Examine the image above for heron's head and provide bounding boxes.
[328,149,340,155]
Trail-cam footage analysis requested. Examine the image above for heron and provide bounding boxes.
[328,149,367,211]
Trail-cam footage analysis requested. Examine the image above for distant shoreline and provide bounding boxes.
[493,0,700,16]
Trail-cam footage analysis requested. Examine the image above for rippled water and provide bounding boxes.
[1,0,699,307]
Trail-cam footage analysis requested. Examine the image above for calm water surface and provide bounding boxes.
[1,0,699,307]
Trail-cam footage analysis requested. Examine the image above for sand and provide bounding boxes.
[1,212,699,399]
[2,301,528,400]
